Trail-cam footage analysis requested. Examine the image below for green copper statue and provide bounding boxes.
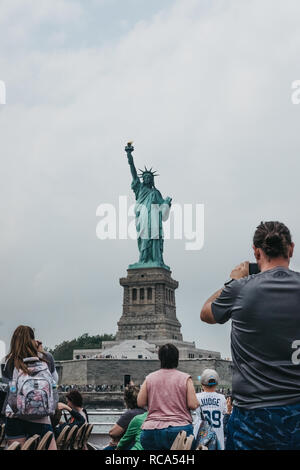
[125,142,172,270]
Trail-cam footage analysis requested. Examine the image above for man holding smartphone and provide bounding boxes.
[200,221,300,450]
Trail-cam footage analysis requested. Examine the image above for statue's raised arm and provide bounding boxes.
[125,142,138,181]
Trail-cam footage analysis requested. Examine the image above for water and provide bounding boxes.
[87,408,124,435]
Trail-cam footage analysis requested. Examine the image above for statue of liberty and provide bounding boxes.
[125,142,172,270]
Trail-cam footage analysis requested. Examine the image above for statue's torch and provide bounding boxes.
[125,141,134,154]
[125,142,134,164]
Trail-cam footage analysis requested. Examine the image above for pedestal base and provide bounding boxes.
[116,267,182,342]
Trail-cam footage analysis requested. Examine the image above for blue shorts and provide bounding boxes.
[226,403,300,450]
[141,424,194,450]
[5,417,53,440]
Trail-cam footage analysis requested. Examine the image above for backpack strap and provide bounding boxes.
[23,357,40,363]
[1,358,13,382]
[11,357,43,381]
[12,366,19,382]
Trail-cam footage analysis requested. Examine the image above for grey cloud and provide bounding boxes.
[0,0,300,358]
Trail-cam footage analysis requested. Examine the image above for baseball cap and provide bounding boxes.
[200,369,219,386]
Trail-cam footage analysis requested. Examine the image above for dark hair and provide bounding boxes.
[66,390,83,408]
[158,343,179,369]
[253,221,292,259]
[124,385,140,409]
[6,325,41,375]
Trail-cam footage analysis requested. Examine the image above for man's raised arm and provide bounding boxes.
[200,288,223,324]
[200,261,249,325]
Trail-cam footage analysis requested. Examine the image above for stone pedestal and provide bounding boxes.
[116,267,183,342]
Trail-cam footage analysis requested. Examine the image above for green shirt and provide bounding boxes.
[117,412,148,450]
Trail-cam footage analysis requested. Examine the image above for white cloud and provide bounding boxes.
[0,0,83,48]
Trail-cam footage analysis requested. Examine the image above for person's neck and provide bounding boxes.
[259,258,290,272]
[203,386,217,393]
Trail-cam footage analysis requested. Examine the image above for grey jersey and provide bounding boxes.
[212,267,300,409]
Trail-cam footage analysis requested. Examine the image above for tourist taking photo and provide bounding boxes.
[200,221,300,450]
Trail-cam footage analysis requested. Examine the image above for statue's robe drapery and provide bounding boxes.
[131,177,170,265]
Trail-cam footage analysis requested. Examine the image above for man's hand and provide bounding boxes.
[226,396,233,414]
[230,261,249,280]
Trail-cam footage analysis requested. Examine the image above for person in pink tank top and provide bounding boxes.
[137,344,199,450]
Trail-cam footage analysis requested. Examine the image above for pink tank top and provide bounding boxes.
[142,368,192,430]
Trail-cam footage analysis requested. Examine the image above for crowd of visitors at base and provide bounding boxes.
[58,384,125,393]
[1,220,300,451]
[58,383,231,395]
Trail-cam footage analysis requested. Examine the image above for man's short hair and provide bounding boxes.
[158,343,179,369]
[124,384,140,409]
[66,390,83,407]
[253,221,292,259]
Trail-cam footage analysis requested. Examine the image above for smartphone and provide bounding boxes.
[249,263,260,275]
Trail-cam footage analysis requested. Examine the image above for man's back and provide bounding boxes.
[194,391,227,449]
[212,267,300,408]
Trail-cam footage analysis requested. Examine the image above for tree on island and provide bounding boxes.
[49,333,115,360]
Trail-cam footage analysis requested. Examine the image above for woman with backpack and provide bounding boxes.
[1,325,58,449]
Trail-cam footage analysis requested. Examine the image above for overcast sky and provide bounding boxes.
[1,0,300,359]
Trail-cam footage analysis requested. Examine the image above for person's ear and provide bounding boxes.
[252,245,261,261]
[289,242,295,259]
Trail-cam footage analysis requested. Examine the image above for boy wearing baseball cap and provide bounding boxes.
[193,369,227,450]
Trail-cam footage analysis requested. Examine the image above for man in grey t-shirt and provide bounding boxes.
[200,221,300,450]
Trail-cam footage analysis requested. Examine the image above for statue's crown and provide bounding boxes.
[138,166,159,178]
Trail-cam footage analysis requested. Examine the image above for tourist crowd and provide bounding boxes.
[58,383,231,395]
[58,384,125,393]
[1,221,300,450]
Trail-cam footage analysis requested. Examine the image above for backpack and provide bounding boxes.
[6,357,58,419]
[194,408,222,450]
